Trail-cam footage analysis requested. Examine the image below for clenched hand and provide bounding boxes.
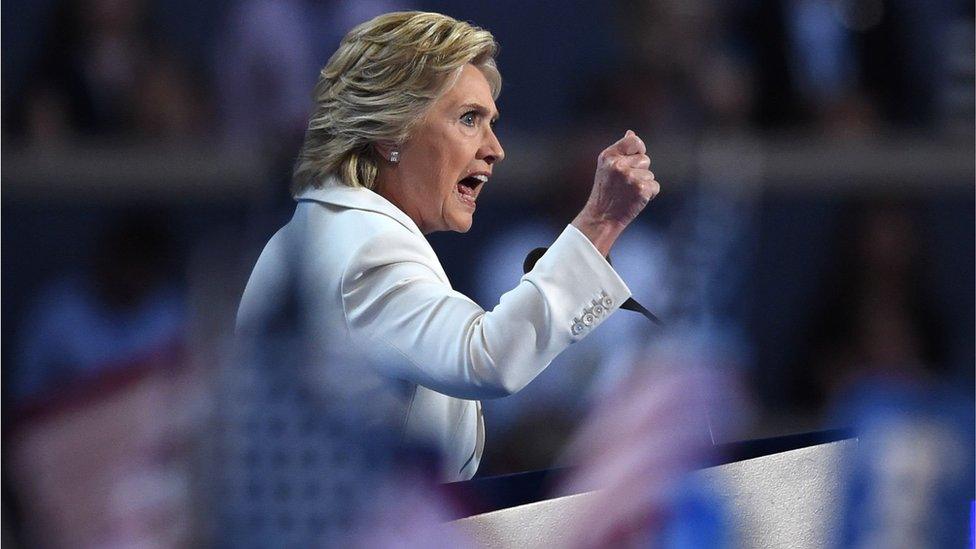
[571,130,660,256]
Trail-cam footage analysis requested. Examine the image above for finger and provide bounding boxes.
[638,173,660,192]
[608,157,652,182]
[622,130,647,155]
[644,178,661,199]
[618,167,654,185]
[603,130,646,158]
[623,169,655,187]
[630,173,660,199]
[618,154,650,170]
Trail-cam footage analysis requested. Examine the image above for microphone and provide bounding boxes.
[523,247,664,326]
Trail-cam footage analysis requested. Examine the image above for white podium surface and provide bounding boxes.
[453,439,856,548]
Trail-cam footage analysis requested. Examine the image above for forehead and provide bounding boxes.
[439,64,498,115]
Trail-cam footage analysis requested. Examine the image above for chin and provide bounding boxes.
[449,216,474,233]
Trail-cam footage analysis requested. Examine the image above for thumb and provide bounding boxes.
[605,130,645,157]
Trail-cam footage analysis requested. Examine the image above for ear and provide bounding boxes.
[374,140,399,162]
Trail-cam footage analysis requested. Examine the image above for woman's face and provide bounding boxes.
[377,64,504,233]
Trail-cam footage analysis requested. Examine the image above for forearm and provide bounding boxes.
[571,211,626,257]
[344,225,631,399]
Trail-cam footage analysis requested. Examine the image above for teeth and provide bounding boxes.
[471,174,488,183]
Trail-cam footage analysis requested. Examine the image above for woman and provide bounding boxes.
[237,11,659,481]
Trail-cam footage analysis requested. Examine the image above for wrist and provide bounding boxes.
[571,212,626,256]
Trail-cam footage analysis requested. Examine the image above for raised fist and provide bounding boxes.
[572,130,660,255]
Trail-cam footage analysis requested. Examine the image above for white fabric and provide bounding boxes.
[237,180,631,481]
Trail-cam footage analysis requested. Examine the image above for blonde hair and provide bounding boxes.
[292,11,501,194]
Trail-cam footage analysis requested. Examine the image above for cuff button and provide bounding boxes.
[602,296,614,309]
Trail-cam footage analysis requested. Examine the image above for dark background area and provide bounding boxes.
[1,0,973,545]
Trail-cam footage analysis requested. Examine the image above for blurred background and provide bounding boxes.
[2,0,973,547]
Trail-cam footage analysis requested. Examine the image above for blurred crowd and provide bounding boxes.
[5,1,973,144]
[2,0,974,547]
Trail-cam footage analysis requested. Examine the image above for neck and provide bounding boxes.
[374,169,429,233]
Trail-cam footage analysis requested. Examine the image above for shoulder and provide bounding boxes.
[295,182,423,237]
[340,217,445,282]
[285,201,447,286]
[296,200,429,260]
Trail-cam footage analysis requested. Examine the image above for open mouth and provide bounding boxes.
[456,174,487,208]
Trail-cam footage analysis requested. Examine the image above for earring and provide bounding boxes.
[389,150,400,163]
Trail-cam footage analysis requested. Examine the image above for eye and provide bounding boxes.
[460,111,478,127]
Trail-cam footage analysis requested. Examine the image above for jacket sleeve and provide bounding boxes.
[339,224,631,400]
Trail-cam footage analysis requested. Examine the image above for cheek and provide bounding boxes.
[403,144,448,196]
[403,126,475,201]
[426,147,467,198]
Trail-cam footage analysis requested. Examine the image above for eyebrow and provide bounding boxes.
[460,102,500,122]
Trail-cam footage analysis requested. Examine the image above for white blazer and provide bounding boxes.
[237,180,631,481]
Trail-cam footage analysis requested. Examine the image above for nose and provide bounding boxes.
[479,126,505,165]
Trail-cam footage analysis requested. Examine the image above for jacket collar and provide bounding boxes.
[295,178,424,237]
